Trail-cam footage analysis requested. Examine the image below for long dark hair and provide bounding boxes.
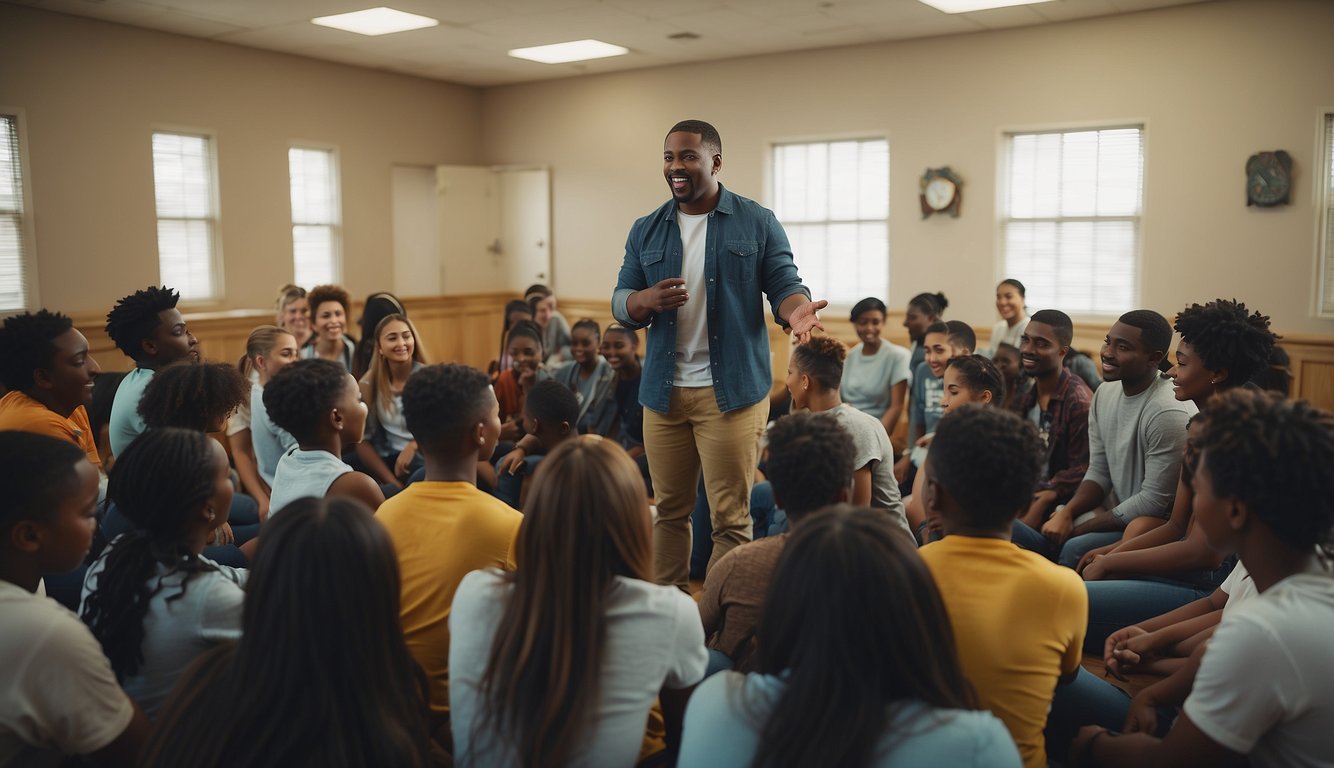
[749,505,977,767]
[474,436,653,767]
[143,497,432,767]
[82,428,220,681]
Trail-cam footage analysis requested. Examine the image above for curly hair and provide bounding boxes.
[306,284,351,318]
[1118,309,1173,355]
[945,355,1005,403]
[139,361,248,433]
[263,359,350,443]
[525,380,579,429]
[82,428,220,681]
[401,363,493,456]
[791,336,847,391]
[908,292,948,318]
[0,431,87,530]
[1174,299,1278,387]
[0,310,75,391]
[667,119,722,154]
[929,404,1044,530]
[765,411,856,520]
[1193,389,1334,553]
[105,286,180,360]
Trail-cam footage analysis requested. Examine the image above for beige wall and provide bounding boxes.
[0,4,482,315]
[480,0,1334,336]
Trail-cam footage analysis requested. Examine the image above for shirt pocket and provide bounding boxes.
[640,249,667,284]
[724,241,758,284]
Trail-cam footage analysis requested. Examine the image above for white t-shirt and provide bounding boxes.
[0,581,134,768]
[449,568,708,767]
[988,316,1030,358]
[1219,560,1258,614]
[1183,565,1334,767]
[80,543,246,718]
[674,210,712,387]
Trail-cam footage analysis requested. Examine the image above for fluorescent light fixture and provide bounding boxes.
[311,7,439,36]
[508,39,629,65]
[917,0,1055,12]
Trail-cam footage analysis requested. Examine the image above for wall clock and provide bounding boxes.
[920,166,962,219]
[1246,150,1292,207]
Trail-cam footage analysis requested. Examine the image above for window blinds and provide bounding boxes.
[152,132,217,300]
[1003,127,1143,316]
[0,115,29,312]
[773,139,889,307]
[289,147,340,288]
[1320,114,1334,316]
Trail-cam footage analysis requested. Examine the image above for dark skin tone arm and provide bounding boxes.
[1041,479,1110,546]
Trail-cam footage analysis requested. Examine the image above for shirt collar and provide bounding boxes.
[660,182,734,221]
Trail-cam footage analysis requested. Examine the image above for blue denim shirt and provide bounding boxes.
[612,184,810,413]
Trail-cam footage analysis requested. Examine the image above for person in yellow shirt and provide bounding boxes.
[374,363,521,747]
[0,310,102,468]
[918,404,1087,768]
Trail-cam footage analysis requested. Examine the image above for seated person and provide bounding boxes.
[525,283,572,365]
[376,363,523,739]
[0,432,147,768]
[994,342,1031,414]
[300,284,357,372]
[697,411,854,675]
[490,299,534,378]
[450,436,706,766]
[1073,390,1334,768]
[356,314,427,492]
[919,405,1085,768]
[0,309,103,469]
[1013,310,1092,534]
[352,291,408,380]
[241,326,300,502]
[493,320,550,446]
[494,379,579,509]
[583,324,652,496]
[552,319,615,431]
[841,297,912,440]
[1039,311,1195,567]
[895,320,975,491]
[681,505,1019,768]
[105,285,199,458]
[80,428,246,719]
[263,359,384,516]
[142,497,433,767]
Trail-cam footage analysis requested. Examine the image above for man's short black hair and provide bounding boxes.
[945,320,976,353]
[667,120,722,154]
[401,364,493,456]
[263,359,349,444]
[765,412,855,521]
[1117,309,1173,355]
[1174,299,1277,386]
[929,405,1043,531]
[525,380,579,430]
[0,431,87,531]
[0,310,74,391]
[1029,309,1074,348]
[105,286,180,361]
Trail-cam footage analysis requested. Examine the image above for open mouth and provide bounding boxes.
[669,174,690,193]
[1021,356,1038,369]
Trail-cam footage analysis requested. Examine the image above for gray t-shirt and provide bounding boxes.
[1084,375,1196,524]
[249,383,297,486]
[841,342,912,420]
[80,543,245,718]
[449,569,707,767]
[830,404,911,537]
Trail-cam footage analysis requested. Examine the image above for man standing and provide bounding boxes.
[613,119,825,587]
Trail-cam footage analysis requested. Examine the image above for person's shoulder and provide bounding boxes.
[1145,377,1197,415]
[887,704,1021,767]
[631,199,677,229]
[455,568,509,611]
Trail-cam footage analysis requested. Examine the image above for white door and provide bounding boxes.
[437,165,502,295]
[390,165,441,297]
[497,167,551,291]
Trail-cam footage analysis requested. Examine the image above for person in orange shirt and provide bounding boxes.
[0,309,102,468]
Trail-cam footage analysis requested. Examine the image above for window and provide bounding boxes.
[772,139,889,307]
[0,114,34,312]
[152,131,220,301]
[289,147,341,287]
[1002,126,1143,316]
[1319,113,1334,316]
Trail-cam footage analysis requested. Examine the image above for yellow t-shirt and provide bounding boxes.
[375,480,522,721]
[0,391,101,469]
[919,535,1086,768]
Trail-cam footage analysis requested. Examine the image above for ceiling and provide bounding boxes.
[6,0,1213,87]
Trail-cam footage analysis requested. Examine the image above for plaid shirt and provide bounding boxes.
[1017,368,1092,503]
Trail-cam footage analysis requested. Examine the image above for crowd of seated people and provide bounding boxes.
[0,279,1329,768]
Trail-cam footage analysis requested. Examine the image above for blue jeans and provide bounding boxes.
[689,480,776,581]
[1059,531,1123,569]
[1045,667,1132,762]
[1011,520,1051,557]
[1084,578,1215,653]
[493,454,544,510]
[703,648,734,681]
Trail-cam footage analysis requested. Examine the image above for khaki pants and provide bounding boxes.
[643,387,769,587]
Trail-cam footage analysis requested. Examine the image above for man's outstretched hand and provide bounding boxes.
[789,299,828,343]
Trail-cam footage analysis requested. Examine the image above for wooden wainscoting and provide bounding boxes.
[69,296,1334,412]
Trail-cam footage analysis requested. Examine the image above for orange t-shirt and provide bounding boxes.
[0,391,101,468]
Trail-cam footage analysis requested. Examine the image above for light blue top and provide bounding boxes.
[249,383,297,486]
[107,367,155,457]
[841,341,912,419]
[612,183,810,414]
[268,448,353,517]
[680,672,1021,768]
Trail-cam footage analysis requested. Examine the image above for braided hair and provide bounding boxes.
[82,428,221,681]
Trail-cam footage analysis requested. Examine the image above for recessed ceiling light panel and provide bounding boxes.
[311,7,439,36]
[918,0,1055,12]
[508,39,629,65]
